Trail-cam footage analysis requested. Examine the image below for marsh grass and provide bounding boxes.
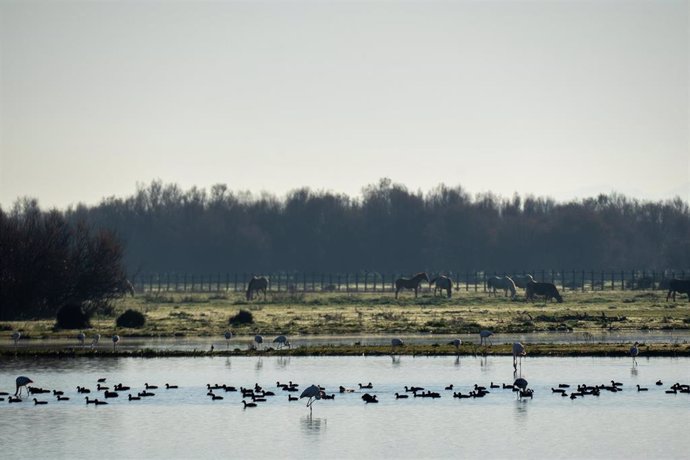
[1,290,688,340]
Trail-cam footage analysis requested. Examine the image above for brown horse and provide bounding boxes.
[395,273,429,299]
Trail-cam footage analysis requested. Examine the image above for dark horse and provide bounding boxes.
[246,276,269,301]
[395,272,429,299]
[430,276,453,298]
[666,279,690,302]
[525,281,563,303]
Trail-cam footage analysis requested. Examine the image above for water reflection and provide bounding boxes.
[630,366,638,377]
[391,355,401,366]
[454,355,461,367]
[276,356,291,369]
[301,413,327,435]
[255,357,263,371]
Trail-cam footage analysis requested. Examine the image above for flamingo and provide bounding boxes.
[300,384,323,411]
[479,330,493,345]
[512,342,526,370]
[15,376,33,397]
[630,341,639,365]
[112,335,120,350]
[273,335,290,349]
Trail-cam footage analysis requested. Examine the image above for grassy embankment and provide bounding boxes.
[1,290,689,356]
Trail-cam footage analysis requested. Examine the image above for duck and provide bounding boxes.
[85,396,96,404]
[56,395,70,401]
[104,390,118,398]
[242,400,257,408]
[128,394,141,401]
[490,382,500,389]
[33,398,47,405]
[288,395,298,401]
[395,393,409,399]
[210,394,223,400]
[145,383,158,390]
[656,380,663,386]
[636,385,648,392]
[359,382,373,389]
[94,399,108,405]
[165,383,178,389]
[445,384,453,390]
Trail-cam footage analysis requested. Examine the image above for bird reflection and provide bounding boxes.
[479,355,491,371]
[224,357,232,369]
[276,356,291,368]
[301,413,327,435]
[391,355,401,366]
[255,357,263,371]
[454,355,461,367]
[630,366,638,377]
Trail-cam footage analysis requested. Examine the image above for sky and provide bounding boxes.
[1,0,688,209]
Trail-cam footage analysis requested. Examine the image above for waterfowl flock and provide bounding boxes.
[3,373,687,407]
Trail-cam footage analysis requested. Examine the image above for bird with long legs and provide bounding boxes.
[77,331,85,346]
[11,331,21,348]
[224,331,233,349]
[512,342,526,373]
[15,376,33,397]
[273,335,290,349]
[300,384,323,412]
[112,334,120,350]
[479,330,493,345]
[254,335,264,350]
[630,341,639,365]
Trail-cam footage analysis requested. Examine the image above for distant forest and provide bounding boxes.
[5,179,690,275]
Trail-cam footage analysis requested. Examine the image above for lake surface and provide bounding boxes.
[1,355,689,459]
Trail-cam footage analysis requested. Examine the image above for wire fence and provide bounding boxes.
[131,269,688,294]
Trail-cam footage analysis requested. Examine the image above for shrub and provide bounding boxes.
[56,303,91,329]
[116,309,146,328]
[229,309,254,325]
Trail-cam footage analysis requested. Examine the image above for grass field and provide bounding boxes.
[2,289,689,341]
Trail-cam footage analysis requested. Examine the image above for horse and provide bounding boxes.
[666,279,690,302]
[525,281,563,303]
[395,273,429,299]
[487,276,516,298]
[429,276,453,298]
[511,274,535,289]
[246,276,269,301]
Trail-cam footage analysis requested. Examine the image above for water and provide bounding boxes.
[5,329,690,352]
[1,356,689,459]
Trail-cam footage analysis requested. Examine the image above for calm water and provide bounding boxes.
[1,355,689,459]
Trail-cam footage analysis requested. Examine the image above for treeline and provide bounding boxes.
[7,179,690,275]
[0,199,130,320]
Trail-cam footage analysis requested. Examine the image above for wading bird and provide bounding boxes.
[479,330,493,345]
[224,331,233,348]
[15,376,33,397]
[300,384,323,411]
[77,332,86,346]
[630,342,639,365]
[512,342,526,371]
[91,334,101,348]
[112,335,120,350]
[11,331,21,347]
[254,335,264,350]
[273,335,290,349]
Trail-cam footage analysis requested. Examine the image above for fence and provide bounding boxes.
[131,269,688,294]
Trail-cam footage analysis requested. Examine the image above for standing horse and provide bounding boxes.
[511,274,535,290]
[487,276,517,298]
[395,273,429,299]
[429,276,453,298]
[246,276,269,301]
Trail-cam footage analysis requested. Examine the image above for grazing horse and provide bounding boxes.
[525,281,563,303]
[487,276,516,298]
[246,276,269,301]
[395,273,429,299]
[429,276,453,298]
[666,279,690,302]
[511,274,535,290]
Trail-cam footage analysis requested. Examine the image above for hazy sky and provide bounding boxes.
[1,0,688,209]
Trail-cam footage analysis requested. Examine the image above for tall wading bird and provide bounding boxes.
[224,331,233,348]
[300,384,323,412]
[77,331,86,346]
[15,376,33,397]
[479,330,493,346]
[91,334,101,348]
[512,342,526,371]
[254,335,264,350]
[391,338,404,351]
[112,335,120,351]
[273,335,290,349]
[630,341,639,365]
[11,331,21,347]
[448,338,462,350]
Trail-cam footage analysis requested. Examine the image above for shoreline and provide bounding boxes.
[2,342,689,358]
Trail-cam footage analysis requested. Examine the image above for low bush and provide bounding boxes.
[116,309,146,328]
[229,309,254,325]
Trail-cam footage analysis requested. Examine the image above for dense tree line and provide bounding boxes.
[0,199,130,320]
[4,179,689,281]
